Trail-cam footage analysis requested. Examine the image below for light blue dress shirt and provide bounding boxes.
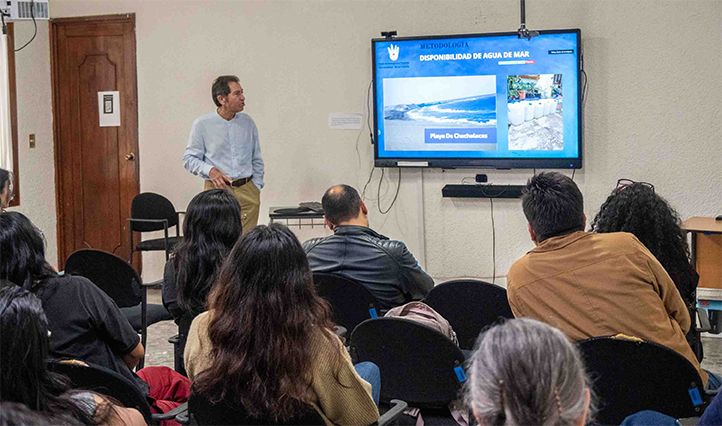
[183,111,264,189]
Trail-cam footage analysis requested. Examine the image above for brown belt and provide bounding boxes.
[230,176,252,187]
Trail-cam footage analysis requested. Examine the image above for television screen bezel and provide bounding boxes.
[372,29,582,170]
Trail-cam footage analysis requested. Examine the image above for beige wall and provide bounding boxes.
[10,0,722,283]
[10,22,56,267]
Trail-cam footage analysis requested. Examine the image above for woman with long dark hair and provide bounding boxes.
[0,211,146,390]
[590,181,701,354]
[0,284,145,425]
[162,189,242,321]
[0,212,190,416]
[185,223,379,425]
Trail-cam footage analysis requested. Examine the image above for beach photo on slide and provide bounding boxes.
[507,74,563,151]
[382,75,497,152]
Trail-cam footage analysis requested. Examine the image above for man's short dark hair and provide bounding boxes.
[322,185,361,225]
[212,75,239,107]
[522,172,584,242]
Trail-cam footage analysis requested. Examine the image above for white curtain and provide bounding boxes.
[0,32,13,172]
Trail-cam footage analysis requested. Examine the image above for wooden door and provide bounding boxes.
[51,14,139,268]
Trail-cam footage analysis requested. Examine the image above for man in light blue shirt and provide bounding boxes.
[183,75,264,232]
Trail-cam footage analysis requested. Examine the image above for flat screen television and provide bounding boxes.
[372,29,582,169]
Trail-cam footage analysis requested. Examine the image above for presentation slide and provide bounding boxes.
[373,31,580,161]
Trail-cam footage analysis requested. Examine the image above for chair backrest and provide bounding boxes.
[47,361,154,423]
[188,391,325,425]
[578,336,707,423]
[313,272,380,333]
[350,317,466,407]
[65,249,142,308]
[130,192,179,232]
[424,279,514,350]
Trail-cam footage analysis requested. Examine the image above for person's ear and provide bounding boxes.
[582,213,587,230]
[324,216,336,231]
[217,94,227,107]
[360,200,368,216]
[527,223,538,245]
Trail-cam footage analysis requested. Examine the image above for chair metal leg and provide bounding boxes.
[129,228,134,264]
[138,287,147,370]
[164,222,170,261]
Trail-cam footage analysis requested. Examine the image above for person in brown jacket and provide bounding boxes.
[506,172,720,389]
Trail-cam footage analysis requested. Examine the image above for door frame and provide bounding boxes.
[50,13,140,267]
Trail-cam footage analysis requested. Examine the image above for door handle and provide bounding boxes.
[125,153,135,161]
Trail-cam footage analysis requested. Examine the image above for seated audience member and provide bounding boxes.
[162,189,242,322]
[185,223,380,425]
[506,172,716,389]
[465,318,594,425]
[0,285,146,426]
[0,168,12,212]
[303,184,433,311]
[0,212,190,413]
[591,180,702,355]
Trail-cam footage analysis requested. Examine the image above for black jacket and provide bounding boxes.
[303,225,434,310]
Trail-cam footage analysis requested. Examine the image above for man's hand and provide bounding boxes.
[209,167,232,189]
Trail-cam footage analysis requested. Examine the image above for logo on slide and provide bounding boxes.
[388,44,399,61]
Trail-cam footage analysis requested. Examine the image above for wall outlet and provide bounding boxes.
[29,133,35,148]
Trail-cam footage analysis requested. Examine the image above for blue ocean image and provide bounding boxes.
[385,93,497,125]
[382,75,498,151]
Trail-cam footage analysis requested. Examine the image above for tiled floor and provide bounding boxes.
[143,288,722,379]
[144,289,176,368]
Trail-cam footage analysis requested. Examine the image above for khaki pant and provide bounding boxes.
[204,180,260,234]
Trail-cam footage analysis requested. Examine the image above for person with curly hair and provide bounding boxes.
[591,181,696,309]
[590,180,701,357]
[506,172,713,389]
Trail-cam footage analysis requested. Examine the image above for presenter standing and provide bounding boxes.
[183,75,264,233]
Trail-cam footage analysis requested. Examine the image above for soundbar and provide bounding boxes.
[442,184,525,199]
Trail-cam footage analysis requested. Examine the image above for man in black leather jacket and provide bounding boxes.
[303,184,434,311]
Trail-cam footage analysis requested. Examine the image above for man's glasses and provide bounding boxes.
[616,179,654,193]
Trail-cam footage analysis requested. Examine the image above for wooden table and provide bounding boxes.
[682,217,722,297]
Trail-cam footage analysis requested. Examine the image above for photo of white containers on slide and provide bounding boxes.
[507,74,563,150]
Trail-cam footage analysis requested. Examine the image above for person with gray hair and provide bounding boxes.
[465,318,594,426]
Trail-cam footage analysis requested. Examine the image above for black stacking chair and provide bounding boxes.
[175,391,407,426]
[65,249,172,369]
[129,192,183,263]
[313,272,380,334]
[424,279,514,350]
[350,317,466,409]
[47,361,180,425]
[578,336,714,424]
